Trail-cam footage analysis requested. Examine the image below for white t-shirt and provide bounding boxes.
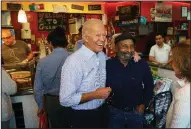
[149,43,171,63]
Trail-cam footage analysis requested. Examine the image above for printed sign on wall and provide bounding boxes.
[37,12,68,31]
[88,5,101,11]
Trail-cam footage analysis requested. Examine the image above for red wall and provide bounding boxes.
[141,1,190,22]
[11,11,49,39]
[11,2,190,51]
[104,1,190,52]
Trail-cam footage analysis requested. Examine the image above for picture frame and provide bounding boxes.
[181,6,188,17]
[179,36,186,42]
[187,10,190,20]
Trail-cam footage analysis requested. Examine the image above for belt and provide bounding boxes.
[45,94,59,99]
[110,104,136,112]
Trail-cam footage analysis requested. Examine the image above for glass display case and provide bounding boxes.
[3,59,36,92]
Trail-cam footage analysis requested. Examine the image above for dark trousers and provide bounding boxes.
[45,95,71,128]
[69,103,109,128]
[108,106,144,128]
[1,120,10,129]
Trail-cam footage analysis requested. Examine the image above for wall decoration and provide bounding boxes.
[71,4,84,11]
[181,6,188,17]
[7,3,21,11]
[26,13,33,22]
[2,11,11,25]
[187,10,190,20]
[29,3,44,11]
[116,18,138,27]
[118,4,140,17]
[155,3,172,22]
[88,5,101,11]
[37,12,68,31]
[52,4,69,13]
[150,8,156,21]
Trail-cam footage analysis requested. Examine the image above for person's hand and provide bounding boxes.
[37,108,45,117]
[21,59,29,63]
[94,87,112,99]
[133,52,141,62]
[136,104,145,114]
[158,62,167,66]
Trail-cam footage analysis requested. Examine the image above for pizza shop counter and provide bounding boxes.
[148,62,181,95]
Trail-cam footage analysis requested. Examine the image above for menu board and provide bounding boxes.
[37,12,68,31]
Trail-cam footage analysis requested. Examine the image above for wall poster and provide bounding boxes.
[155,3,172,22]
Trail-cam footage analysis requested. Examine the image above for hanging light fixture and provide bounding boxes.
[18,8,27,23]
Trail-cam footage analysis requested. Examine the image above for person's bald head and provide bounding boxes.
[2,29,15,46]
[82,19,106,53]
[82,19,105,40]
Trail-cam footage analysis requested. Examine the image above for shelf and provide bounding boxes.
[177,29,188,31]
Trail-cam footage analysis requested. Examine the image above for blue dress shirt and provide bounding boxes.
[59,45,107,110]
[74,40,83,51]
[34,48,70,109]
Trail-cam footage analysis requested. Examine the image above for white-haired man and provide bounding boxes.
[59,19,111,128]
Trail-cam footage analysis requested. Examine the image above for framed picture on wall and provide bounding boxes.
[187,10,190,20]
[179,36,186,42]
[181,6,188,17]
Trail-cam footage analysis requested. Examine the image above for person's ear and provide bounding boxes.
[83,34,89,43]
[12,35,15,40]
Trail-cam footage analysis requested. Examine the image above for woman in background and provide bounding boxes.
[166,43,190,128]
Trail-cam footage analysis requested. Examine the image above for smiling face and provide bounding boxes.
[83,19,106,53]
[116,39,135,54]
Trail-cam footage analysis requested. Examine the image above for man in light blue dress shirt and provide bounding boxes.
[34,27,70,128]
[60,19,112,128]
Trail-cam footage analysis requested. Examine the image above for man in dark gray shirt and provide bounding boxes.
[34,27,70,128]
[2,29,34,64]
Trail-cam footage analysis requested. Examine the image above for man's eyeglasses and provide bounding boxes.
[2,35,12,40]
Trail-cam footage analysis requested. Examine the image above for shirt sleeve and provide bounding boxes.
[34,62,44,109]
[170,87,190,128]
[142,62,154,107]
[59,57,83,107]
[23,41,31,55]
[149,46,154,57]
[2,69,17,95]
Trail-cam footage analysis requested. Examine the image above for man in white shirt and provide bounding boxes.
[149,33,171,65]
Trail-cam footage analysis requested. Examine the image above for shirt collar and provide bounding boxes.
[114,56,135,65]
[52,48,67,53]
[157,43,165,48]
[81,45,98,60]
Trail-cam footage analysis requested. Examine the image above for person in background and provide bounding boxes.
[164,35,172,47]
[1,29,34,64]
[59,19,111,128]
[166,43,190,128]
[149,33,171,65]
[34,26,70,128]
[106,34,154,128]
[1,62,17,129]
[74,26,84,51]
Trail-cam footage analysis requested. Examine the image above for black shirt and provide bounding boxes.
[106,57,154,108]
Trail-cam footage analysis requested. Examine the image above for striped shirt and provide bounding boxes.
[59,45,106,110]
